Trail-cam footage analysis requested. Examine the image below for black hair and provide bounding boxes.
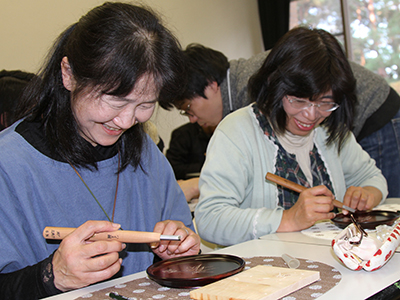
[249,26,356,151]
[16,2,186,170]
[174,43,229,106]
[0,70,36,130]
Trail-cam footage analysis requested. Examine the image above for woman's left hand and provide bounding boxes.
[342,186,382,212]
[150,220,201,259]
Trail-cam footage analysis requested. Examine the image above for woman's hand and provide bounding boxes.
[278,185,335,232]
[150,220,200,260]
[177,178,200,202]
[342,186,382,212]
[52,220,125,292]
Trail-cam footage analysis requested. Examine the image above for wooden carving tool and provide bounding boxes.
[43,226,181,243]
[265,172,356,213]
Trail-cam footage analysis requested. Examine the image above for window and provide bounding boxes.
[289,0,400,93]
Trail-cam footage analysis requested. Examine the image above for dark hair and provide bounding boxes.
[0,70,36,130]
[174,43,229,106]
[16,2,186,170]
[249,26,356,151]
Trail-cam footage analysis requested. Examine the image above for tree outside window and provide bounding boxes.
[290,0,400,93]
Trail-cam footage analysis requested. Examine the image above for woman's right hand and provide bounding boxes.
[52,220,126,292]
[277,185,336,232]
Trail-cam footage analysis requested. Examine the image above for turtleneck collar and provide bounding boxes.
[16,119,118,162]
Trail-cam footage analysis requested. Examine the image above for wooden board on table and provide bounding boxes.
[190,265,320,300]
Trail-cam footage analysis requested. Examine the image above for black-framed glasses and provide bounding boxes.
[286,96,339,112]
[179,101,194,117]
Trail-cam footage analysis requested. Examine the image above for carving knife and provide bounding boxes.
[265,172,356,213]
[43,226,181,243]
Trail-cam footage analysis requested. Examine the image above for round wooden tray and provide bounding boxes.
[332,210,400,229]
[146,254,245,288]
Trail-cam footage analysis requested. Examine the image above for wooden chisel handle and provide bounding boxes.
[266,173,306,194]
[43,227,180,243]
[265,172,355,213]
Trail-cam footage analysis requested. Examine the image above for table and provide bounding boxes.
[42,198,400,299]
[42,237,400,300]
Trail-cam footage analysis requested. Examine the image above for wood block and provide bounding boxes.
[190,265,320,300]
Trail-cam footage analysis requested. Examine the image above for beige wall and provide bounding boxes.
[0,0,263,149]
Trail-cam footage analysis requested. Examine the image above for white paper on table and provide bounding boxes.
[373,203,400,212]
[301,221,343,240]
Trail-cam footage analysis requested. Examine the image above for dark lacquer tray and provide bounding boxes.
[332,210,400,230]
[146,254,245,288]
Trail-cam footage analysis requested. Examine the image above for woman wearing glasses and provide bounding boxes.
[194,27,387,246]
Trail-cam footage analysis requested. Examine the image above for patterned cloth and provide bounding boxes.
[75,256,342,300]
[252,103,335,210]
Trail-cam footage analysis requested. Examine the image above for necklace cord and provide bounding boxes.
[111,150,120,222]
[68,150,120,223]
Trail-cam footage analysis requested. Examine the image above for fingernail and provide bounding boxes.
[112,223,121,229]
[122,243,126,249]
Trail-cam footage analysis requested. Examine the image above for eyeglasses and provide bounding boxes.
[286,96,339,112]
[179,101,194,117]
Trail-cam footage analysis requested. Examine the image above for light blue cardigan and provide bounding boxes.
[195,104,388,246]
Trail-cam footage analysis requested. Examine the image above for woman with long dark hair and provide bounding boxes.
[195,27,387,246]
[0,2,199,298]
